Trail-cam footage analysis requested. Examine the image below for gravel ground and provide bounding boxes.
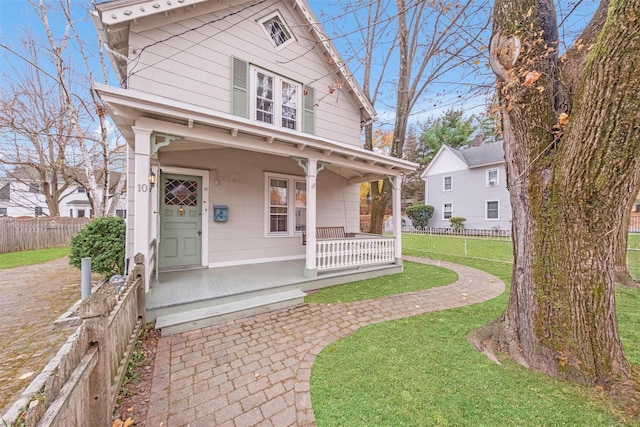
[0,257,88,414]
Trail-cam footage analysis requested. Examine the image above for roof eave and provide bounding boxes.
[93,82,415,176]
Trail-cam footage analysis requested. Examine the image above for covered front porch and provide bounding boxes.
[147,257,401,335]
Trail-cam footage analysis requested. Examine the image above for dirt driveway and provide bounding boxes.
[0,257,90,414]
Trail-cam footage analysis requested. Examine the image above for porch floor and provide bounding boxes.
[147,259,400,312]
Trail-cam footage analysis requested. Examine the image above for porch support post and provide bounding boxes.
[305,158,318,278]
[392,174,403,265]
[132,126,153,291]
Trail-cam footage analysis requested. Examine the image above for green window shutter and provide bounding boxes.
[231,57,249,118]
[303,86,315,135]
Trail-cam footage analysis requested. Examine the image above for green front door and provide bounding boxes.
[159,173,202,270]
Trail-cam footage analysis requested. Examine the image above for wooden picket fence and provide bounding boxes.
[1,254,146,427]
[0,217,90,254]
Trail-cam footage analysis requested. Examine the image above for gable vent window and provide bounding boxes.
[260,12,294,50]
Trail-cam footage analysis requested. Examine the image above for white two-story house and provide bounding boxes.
[422,142,511,231]
[91,0,416,333]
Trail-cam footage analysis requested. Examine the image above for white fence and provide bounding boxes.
[317,235,395,271]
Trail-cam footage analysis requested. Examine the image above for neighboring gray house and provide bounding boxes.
[421,142,511,230]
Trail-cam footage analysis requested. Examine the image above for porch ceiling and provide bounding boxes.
[94,83,417,181]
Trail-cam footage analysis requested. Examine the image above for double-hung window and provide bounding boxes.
[443,176,452,191]
[443,203,453,219]
[266,173,306,236]
[486,200,499,220]
[253,67,301,131]
[231,58,314,134]
[487,169,499,187]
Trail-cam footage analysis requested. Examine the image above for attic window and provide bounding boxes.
[260,12,293,49]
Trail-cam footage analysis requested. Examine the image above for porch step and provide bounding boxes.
[156,289,307,336]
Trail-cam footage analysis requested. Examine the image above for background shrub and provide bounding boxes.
[69,216,125,276]
[405,205,435,229]
[449,216,466,231]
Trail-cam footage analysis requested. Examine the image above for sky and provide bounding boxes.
[0,0,599,128]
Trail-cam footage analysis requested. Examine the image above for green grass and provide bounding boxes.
[310,236,639,426]
[0,246,70,270]
[305,261,458,304]
[403,233,514,263]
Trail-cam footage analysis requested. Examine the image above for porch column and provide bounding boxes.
[305,158,318,278]
[132,126,153,291]
[392,174,403,265]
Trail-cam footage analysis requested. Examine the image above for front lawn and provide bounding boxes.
[305,261,457,304]
[310,237,638,426]
[0,246,70,270]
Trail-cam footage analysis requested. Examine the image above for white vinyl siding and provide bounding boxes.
[486,200,499,220]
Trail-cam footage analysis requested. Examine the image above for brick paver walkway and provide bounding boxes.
[145,257,505,426]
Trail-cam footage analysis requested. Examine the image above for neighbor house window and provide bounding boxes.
[116,209,127,219]
[29,183,40,193]
[487,169,499,187]
[253,67,300,130]
[443,203,453,219]
[0,207,7,216]
[487,200,499,220]
[260,12,293,49]
[266,174,306,236]
[35,206,43,216]
[70,209,73,217]
[77,209,85,218]
[0,183,9,201]
[443,176,452,191]
[77,186,86,193]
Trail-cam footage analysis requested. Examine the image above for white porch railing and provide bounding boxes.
[316,235,396,271]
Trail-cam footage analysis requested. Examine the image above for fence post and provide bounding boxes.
[79,284,117,427]
[81,257,92,301]
[133,253,146,325]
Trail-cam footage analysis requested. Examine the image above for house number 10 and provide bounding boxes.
[137,184,149,192]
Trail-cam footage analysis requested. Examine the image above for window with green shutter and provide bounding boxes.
[230,58,314,134]
[303,86,315,135]
[231,57,249,118]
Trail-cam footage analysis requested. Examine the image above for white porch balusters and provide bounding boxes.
[304,158,318,278]
[132,126,153,291]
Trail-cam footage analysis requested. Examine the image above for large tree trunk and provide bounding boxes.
[470,0,640,393]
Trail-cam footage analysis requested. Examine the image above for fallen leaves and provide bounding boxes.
[558,113,569,126]
[112,418,134,427]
